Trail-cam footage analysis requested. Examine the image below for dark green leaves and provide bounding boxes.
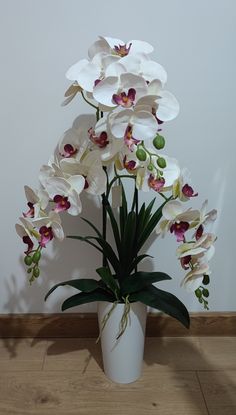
[121,271,172,295]
[61,289,115,311]
[44,278,101,301]
[96,267,120,298]
[130,285,190,329]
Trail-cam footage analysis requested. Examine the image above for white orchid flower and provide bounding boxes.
[180,245,215,292]
[32,211,64,243]
[66,51,123,93]
[156,200,199,241]
[59,127,89,161]
[135,79,180,122]
[109,105,158,145]
[136,155,180,193]
[88,117,124,163]
[45,175,85,216]
[172,168,198,201]
[93,73,148,108]
[89,36,154,60]
[23,186,49,218]
[60,151,106,196]
[15,217,40,254]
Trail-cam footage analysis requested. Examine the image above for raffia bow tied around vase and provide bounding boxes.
[16,35,217,384]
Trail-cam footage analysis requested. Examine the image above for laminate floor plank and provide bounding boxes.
[197,370,236,415]
[0,370,208,415]
[0,338,48,371]
[1,336,235,415]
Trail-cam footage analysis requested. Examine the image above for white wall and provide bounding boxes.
[0,0,235,314]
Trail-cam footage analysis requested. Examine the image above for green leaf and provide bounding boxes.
[119,183,128,235]
[61,289,115,311]
[80,217,103,238]
[121,271,172,295]
[127,254,152,274]
[120,211,136,272]
[45,278,100,301]
[137,200,167,252]
[68,235,120,274]
[96,267,120,297]
[103,195,121,255]
[130,285,190,329]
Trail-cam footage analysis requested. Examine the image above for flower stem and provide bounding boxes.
[80,91,99,110]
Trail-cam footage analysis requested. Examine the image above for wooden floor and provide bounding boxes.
[0,337,235,414]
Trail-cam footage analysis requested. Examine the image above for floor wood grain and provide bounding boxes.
[0,337,235,415]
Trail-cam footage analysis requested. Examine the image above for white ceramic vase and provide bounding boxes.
[97,301,147,384]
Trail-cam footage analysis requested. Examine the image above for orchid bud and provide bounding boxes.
[33,267,40,278]
[147,163,154,171]
[202,275,210,285]
[153,134,165,150]
[157,157,166,169]
[202,288,209,298]
[136,148,147,161]
[32,251,41,264]
[195,288,201,298]
[24,255,33,266]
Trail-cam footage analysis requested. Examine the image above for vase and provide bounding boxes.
[97,301,147,384]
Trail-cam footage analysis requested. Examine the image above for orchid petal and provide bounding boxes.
[93,76,119,106]
[67,175,85,195]
[128,40,154,55]
[156,90,180,121]
[88,39,110,59]
[66,59,88,81]
[120,73,148,100]
[45,177,70,198]
[132,111,157,140]
[105,61,126,77]
[109,109,133,138]
[52,222,64,241]
[141,60,167,84]
[162,201,184,220]
[120,55,140,74]
[161,156,180,188]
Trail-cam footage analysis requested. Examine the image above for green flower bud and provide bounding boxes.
[153,134,165,150]
[33,267,40,278]
[147,163,154,171]
[24,256,33,266]
[157,157,166,169]
[27,268,32,274]
[195,288,202,298]
[202,288,209,298]
[136,148,147,161]
[32,251,41,264]
[202,275,210,285]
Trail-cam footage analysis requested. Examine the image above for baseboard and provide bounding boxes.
[0,312,236,338]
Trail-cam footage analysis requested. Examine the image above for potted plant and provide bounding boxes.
[16,36,217,384]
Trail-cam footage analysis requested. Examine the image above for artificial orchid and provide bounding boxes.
[16,36,217,318]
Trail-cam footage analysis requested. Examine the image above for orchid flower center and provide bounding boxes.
[39,226,53,248]
[53,195,71,212]
[124,125,140,151]
[112,88,136,108]
[148,175,165,192]
[83,175,89,190]
[170,221,189,242]
[23,202,35,218]
[113,43,132,57]
[123,156,136,171]
[22,235,34,255]
[60,144,78,158]
[88,128,109,149]
[182,184,198,198]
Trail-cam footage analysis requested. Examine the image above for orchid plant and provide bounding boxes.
[16,36,217,332]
